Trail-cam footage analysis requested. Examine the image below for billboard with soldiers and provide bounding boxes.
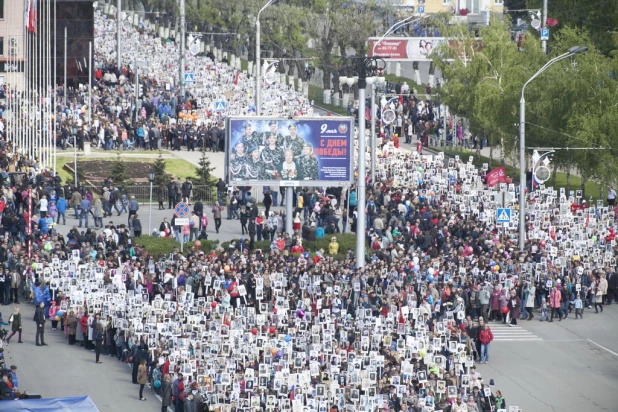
[225,117,354,186]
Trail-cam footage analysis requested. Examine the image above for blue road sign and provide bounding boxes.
[215,101,226,112]
[184,73,195,83]
[496,208,511,223]
[540,28,549,41]
[175,202,190,218]
[418,6,425,13]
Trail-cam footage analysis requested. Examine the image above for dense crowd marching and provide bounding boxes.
[0,5,617,412]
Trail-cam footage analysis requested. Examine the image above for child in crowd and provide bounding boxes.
[539,297,548,321]
[574,293,583,319]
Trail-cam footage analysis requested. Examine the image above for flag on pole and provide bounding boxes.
[28,0,37,33]
[24,0,31,30]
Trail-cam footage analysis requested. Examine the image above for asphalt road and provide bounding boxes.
[1,303,163,412]
[476,305,618,412]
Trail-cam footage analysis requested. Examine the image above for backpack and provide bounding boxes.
[367,203,376,216]
[316,227,325,239]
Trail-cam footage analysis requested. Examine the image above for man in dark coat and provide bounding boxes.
[507,289,521,326]
[34,301,47,346]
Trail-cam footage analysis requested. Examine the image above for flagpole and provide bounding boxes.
[53,0,58,174]
[45,0,49,168]
[89,41,92,131]
[37,2,41,162]
[64,25,67,166]
[43,0,47,167]
[47,0,52,169]
[33,9,37,161]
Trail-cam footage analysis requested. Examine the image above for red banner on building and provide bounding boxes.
[486,166,508,187]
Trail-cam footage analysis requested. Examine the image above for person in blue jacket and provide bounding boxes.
[38,216,49,236]
[56,196,67,225]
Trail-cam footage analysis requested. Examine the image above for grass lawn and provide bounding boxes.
[434,147,603,201]
[308,85,348,116]
[56,156,196,184]
[89,149,162,156]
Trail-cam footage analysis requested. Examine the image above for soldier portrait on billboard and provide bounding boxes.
[229,142,249,179]
[241,123,263,150]
[277,148,301,180]
[284,123,305,156]
[297,143,318,180]
[246,146,267,180]
[264,120,284,146]
[262,133,285,175]
[228,117,352,185]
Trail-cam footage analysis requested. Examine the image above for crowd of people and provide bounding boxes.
[0,139,613,411]
[47,8,313,155]
[0,5,617,412]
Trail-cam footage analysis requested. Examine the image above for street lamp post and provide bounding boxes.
[255,0,276,116]
[518,46,587,251]
[148,169,155,236]
[370,76,386,183]
[340,55,386,268]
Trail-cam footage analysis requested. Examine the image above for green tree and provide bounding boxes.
[194,148,215,185]
[109,155,131,187]
[433,17,543,156]
[527,0,618,55]
[152,152,170,186]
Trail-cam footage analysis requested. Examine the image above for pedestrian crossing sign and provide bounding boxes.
[184,73,195,83]
[496,208,511,223]
[215,101,226,112]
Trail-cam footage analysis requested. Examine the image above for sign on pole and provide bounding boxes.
[215,101,226,112]
[175,218,190,226]
[184,73,195,83]
[418,6,425,13]
[496,208,511,224]
[540,28,549,41]
[175,202,190,218]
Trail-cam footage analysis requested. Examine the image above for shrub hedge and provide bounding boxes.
[133,236,219,258]
[220,233,358,259]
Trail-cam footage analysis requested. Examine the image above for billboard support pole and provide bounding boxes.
[356,85,366,268]
[117,0,122,69]
[285,187,293,235]
[370,83,376,183]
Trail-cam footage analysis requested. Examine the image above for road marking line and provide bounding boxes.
[587,339,618,357]
[493,338,543,341]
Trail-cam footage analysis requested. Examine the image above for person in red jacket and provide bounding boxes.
[478,324,494,364]
[79,312,89,348]
[549,284,562,322]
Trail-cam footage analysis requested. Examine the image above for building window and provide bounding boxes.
[466,0,480,13]
[0,38,4,57]
[0,0,4,20]
[494,0,503,4]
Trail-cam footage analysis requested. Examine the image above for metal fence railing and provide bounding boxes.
[116,185,216,204]
[118,184,277,205]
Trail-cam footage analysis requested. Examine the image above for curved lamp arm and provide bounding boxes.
[372,16,426,56]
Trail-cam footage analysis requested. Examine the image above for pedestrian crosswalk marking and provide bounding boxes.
[488,323,542,342]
